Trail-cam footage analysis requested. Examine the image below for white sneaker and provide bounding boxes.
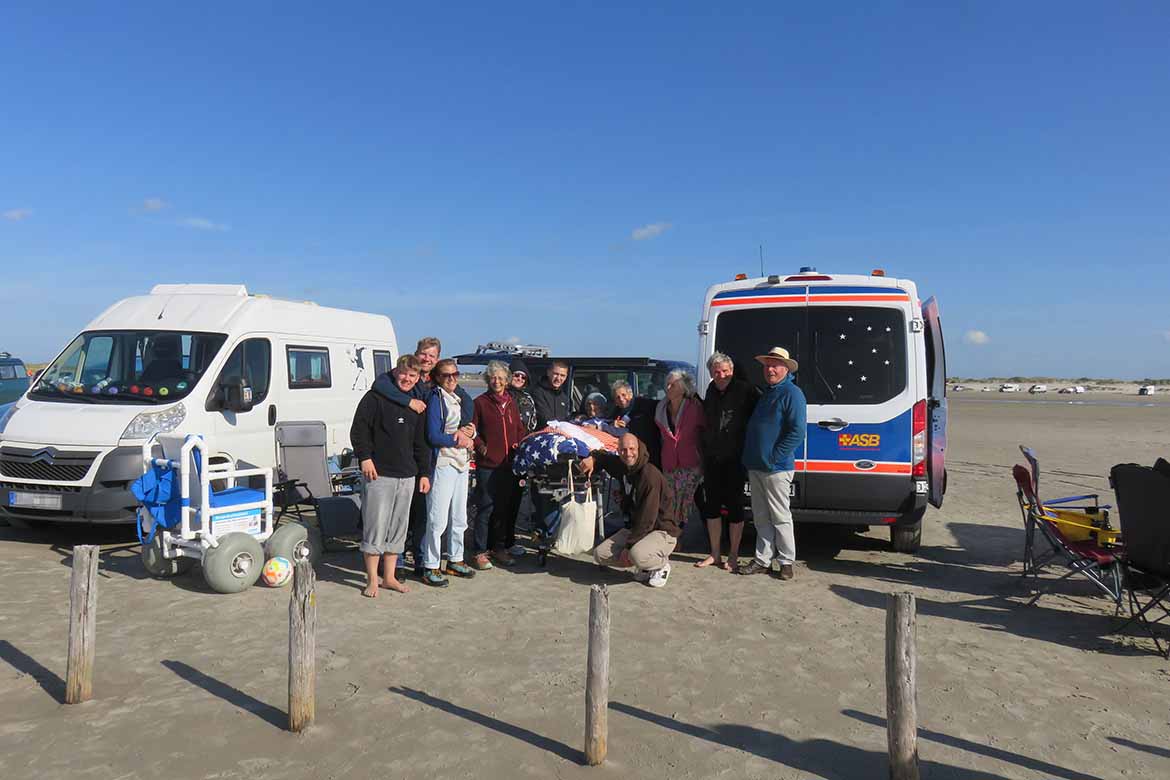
[632,568,652,582]
[508,544,527,557]
[646,563,671,588]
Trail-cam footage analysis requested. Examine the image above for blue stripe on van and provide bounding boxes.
[805,407,912,464]
[713,288,806,300]
[807,286,906,295]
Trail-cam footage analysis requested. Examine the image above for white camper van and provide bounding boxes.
[0,284,397,527]
[697,267,947,553]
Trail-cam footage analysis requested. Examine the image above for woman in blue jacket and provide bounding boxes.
[421,359,478,587]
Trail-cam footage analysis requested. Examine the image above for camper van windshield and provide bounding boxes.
[30,330,228,404]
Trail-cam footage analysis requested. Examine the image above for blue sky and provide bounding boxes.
[2,2,1168,378]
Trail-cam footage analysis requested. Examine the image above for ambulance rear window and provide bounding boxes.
[807,307,906,405]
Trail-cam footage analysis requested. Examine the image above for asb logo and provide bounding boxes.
[838,433,881,449]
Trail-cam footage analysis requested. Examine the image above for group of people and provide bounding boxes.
[349,336,807,597]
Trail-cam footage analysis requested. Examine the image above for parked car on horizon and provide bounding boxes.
[1139,385,1157,396]
[1058,386,1086,394]
[1028,384,1048,394]
[1000,383,1020,393]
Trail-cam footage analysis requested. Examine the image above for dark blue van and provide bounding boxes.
[0,352,31,406]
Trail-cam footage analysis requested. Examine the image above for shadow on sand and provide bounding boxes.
[609,700,1040,780]
[390,686,584,764]
[0,639,65,703]
[161,659,285,729]
[842,709,1103,780]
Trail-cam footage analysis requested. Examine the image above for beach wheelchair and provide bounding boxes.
[132,433,319,593]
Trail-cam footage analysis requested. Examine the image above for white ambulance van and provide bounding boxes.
[697,267,947,552]
[0,284,397,527]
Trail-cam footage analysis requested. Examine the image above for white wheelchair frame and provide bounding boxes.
[139,433,275,565]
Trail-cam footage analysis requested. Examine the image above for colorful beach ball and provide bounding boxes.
[261,556,293,587]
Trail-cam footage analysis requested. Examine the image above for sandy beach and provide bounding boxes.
[2,396,1169,780]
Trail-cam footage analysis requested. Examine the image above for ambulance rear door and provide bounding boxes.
[801,286,917,513]
[922,297,947,508]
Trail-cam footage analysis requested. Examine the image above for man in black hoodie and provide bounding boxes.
[528,360,572,548]
[581,433,679,588]
[530,360,571,428]
[350,355,432,598]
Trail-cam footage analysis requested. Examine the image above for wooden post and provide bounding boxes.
[288,559,317,732]
[585,584,610,766]
[65,545,99,704]
[886,592,919,780]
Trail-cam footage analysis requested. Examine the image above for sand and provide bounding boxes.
[2,397,1169,780]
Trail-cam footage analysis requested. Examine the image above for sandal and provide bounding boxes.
[470,553,494,571]
[445,560,476,578]
[422,569,449,588]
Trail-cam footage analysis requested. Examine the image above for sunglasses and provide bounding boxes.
[512,372,527,379]
[437,371,460,380]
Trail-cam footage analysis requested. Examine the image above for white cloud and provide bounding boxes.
[631,221,671,241]
[179,216,230,232]
[964,329,990,346]
[3,208,32,222]
[142,197,168,212]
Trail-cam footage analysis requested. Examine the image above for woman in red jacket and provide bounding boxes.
[471,360,527,569]
[656,369,705,530]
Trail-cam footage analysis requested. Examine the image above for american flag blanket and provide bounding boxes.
[511,422,620,476]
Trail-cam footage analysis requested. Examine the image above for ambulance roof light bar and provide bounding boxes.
[872,268,886,277]
[785,265,833,282]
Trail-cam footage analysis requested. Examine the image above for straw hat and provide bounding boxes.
[754,346,798,372]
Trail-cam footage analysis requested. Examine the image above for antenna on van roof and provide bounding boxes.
[759,244,764,277]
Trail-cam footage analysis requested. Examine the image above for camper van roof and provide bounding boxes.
[149,283,249,296]
[84,287,394,342]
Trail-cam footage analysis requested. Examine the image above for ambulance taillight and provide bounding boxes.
[911,399,927,477]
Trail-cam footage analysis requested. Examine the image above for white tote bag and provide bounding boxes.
[554,468,599,556]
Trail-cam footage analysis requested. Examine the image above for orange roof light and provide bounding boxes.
[871,268,885,277]
[734,273,748,280]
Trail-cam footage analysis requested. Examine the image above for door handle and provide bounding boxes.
[817,418,848,431]
[268,405,277,426]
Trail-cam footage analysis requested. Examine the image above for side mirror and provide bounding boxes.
[222,377,255,413]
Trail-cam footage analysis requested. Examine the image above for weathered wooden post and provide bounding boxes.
[886,592,919,780]
[66,545,99,704]
[288,559,317,732]
[585,584,610,766]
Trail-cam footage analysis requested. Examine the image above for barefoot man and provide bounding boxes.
[350,355,432,597]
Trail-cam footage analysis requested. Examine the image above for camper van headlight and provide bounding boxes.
[0,403,17,436]
[121,402,187,440]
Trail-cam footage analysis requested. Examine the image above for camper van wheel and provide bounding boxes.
[890,512,924,554]
[266,522,322,568]
[141,534,195,578]
[202,532,265,593]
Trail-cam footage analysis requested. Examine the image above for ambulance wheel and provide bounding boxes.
[141,534,195,578]
[890,512,924,553]
[202,532,265,593]
[266,522,322,569]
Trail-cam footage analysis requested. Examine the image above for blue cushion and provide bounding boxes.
[209,486,265,508]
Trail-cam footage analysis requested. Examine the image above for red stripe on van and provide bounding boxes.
[710,295,807,307]
[806,294,909,303]
[796,460,913,474]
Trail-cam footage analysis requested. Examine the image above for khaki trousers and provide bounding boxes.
[593,528,677,572]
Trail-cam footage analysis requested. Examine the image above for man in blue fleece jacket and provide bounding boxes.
[739,346,806,580]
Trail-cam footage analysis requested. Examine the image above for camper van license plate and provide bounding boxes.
[8,491,62,510]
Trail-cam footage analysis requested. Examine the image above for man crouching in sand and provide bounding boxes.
[580,434,679,588]
[350,355,432,598]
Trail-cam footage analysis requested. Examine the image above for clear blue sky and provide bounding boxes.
[2,2,1167,378]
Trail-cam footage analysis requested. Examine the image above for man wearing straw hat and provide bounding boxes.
[738,346,806,581]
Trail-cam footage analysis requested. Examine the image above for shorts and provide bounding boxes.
[700,460,747,524]
[360,475,415,555]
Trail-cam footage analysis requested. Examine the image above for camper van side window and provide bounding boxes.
[287,346,332,389]
[373,350,393,376]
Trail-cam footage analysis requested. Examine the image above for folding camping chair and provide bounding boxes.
[275,421,362,551]
[1109,462,1170,658]
[1013,445,1122,606]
